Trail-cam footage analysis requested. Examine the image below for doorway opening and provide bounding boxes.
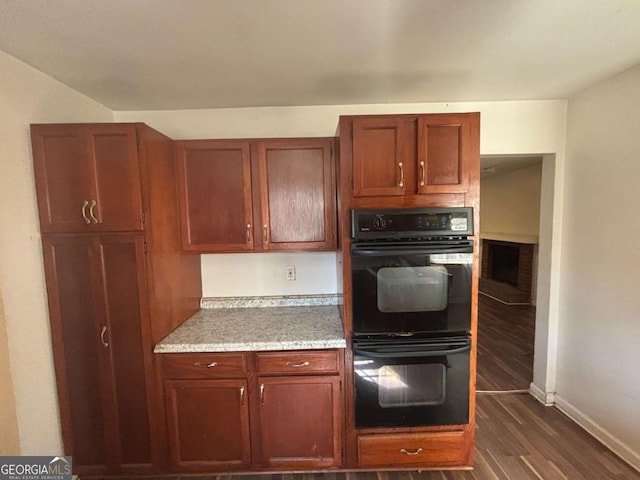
[476,154,549,394]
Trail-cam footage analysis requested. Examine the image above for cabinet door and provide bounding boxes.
[258,376,341,469]
[176,140,254,252]
[32,124,94,232]
[94,235,153,470]
[42,234,154,474]
[31,124,144,233]
[352,117,414,197]
[165,379,251,471]
[417,114,477,194]
[86,125,144,231]
[42,235,110,474]
[257,139,336,251]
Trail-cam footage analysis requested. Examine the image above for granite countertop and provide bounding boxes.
[154,295,346,353]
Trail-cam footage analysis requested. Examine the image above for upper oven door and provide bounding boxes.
[351,242,473,336]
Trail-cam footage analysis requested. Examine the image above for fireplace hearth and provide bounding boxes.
[480,239,534,304]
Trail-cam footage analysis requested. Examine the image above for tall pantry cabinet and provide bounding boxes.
[31,123,202,475]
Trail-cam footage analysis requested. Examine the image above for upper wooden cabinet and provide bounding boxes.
[352,117,415,197]
[348,113,479,198]
[31,124,144,233]
[257,139,335,251]
[176,138,336,253]
[175,140,254,252]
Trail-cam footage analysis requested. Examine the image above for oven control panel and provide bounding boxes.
[351,207,473,239]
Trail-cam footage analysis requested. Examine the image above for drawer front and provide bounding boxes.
[256,350,339,375]
[162,353,247,379]
[358,431,467,468]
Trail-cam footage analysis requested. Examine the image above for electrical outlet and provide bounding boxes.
[286,265,296,281]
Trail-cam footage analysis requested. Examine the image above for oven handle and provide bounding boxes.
[354,344,471,358]
[351,245,473,256]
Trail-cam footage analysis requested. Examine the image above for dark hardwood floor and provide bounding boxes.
[476,294,535,392]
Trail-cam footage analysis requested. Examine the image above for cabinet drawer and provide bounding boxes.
[358,431,467,468]
[162,353,247,379]
[256,350,339,375]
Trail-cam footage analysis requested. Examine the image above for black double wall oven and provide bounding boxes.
[350,207,474,429]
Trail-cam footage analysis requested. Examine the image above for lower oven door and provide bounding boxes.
[353,337,470,429]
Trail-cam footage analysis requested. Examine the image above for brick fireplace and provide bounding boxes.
[480,239,535,304]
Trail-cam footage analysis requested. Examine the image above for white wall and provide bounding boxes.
[0,279,20,455]
[557,64,640,469]
[480,163,542,238]
[201,252,338,297]
[0,50,113,454]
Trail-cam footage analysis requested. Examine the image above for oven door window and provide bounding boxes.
[377,266,449,312]
[378,363,446,407]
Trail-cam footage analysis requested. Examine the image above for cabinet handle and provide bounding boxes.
[286,361,310,368]
[194,362,218,368]
[263,224,269,243]
[246,224,252,244]
[398,162,404,188]
[240,385,245,405]
[260,383,265,404]
[400,448,423,456]
[88,200,99,224]
[419,160,426,186]
[100,326,109,348]
[81,200,91,224]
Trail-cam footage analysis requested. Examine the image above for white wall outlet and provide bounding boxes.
[286,265,296,281]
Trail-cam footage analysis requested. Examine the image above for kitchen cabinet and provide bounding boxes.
[175,140,254,252]
[175,138,336,253]
[42,234,153,474]
[348,113,479,198]
[160,349,343,472]
[255,350,342,469]
[352,116,415,197]
[163,353,250,471]
[162,353,251,471]
[257,376,341,469]
[32,123,202,476]
[31,124,144,233]
[165,379,251,471]
[357,431,468,468]
[257,138,335,251]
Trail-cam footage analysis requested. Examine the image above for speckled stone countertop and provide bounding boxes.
[154,295,345,353]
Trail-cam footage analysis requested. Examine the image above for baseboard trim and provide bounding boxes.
[554,394,640,473]
[529,382,555,405]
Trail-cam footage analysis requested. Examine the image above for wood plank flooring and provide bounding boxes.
[477,294,535,391]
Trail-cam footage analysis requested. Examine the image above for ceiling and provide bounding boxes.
[480,156,542,178]
[1,1,640,111]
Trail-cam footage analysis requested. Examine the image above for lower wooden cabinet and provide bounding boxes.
[161,350,343,472]
[357,431,468,468]
[165,379,251,471]
[258,376,341,469]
